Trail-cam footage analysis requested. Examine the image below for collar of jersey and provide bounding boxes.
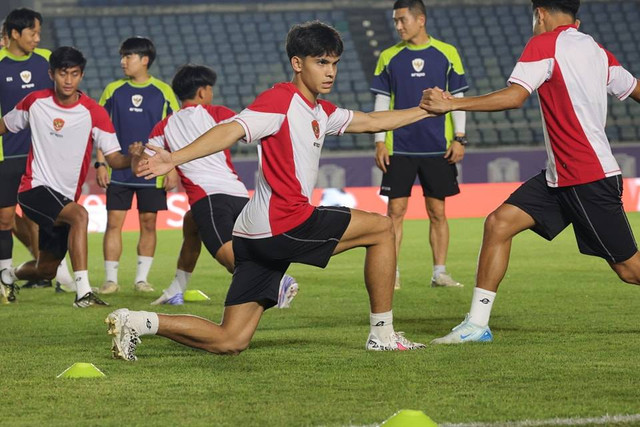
[554,24,578,32]
[282,82,318,109]
[181,102,201,109]
[2,48,33,62]
[404,38,433,51]
[52,90,84,109]
[126,76,154,88]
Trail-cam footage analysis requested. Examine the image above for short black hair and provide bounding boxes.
[49,46,87,73]
[531,0,580,19]
[5,8,42,37]
[119,36,156,68]
[172,64,217,101]
[286,21,344,60]
[393,0,426,17]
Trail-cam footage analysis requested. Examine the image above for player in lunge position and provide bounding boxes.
[105,21,439,360]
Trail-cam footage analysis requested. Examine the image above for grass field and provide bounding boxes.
[2,215,640,426]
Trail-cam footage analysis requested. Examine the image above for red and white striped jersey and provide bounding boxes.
[3,89,120,200]
[232,82,353,239]
[508,24,637,187]
[147,103,248,206]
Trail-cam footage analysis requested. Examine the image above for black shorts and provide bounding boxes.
[380,155,460,199]
[17,186,72,260]
[106,184,167,213]
[0,157,26,208]
[505,171,637,263]
[191,194,249,257]
[225,206,352,309]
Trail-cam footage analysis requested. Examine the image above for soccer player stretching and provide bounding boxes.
[142,64,298,308]
[0,47,133,307]
[420,0,640,343]
[106,21,435,360]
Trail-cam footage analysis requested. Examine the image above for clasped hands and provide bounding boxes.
[419,86,455,115]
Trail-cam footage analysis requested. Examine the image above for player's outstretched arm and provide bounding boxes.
[421,84,530,114]
[137,121,246,180]
[345,107,433,134]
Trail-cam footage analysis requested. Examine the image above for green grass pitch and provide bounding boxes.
[2,215,640,426]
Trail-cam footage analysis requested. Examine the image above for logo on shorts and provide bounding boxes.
[412,58,424,73]
[53,118,65,132]
[311,120,320,139]
[131,94,143,108]
[20,70,32,84]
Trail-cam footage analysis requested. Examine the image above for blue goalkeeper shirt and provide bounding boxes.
[99,76,179,186]
[0,48,52,161]
[371,37,468,156]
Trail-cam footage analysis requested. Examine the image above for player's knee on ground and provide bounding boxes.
[204,337,250,355]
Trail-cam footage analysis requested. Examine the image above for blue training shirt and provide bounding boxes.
[99,76,179,186]
[0,48,52,161]
[371,38,468,156]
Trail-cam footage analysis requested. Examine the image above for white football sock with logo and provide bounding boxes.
[129,310,159,336]
[105,261,119,283]
[74,270,92,297]
[370,310,394,342]
[135,256,153,283]
[468,287,496,327]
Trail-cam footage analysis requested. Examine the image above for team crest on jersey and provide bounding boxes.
[53,118,65,132]
[131,94,143,108]
[412,58,425,73]
[311,120,320,139]
[20,71,32,84]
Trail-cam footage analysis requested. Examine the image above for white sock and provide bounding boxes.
[105,261,119,283]
[370,310,394,342]
[55,258,74,286]
[0,258,12,270]
[166,269,191,296]
[433,264,446,279]
[468,287,496,327]
[129,310,159,336]
[135,256,154,284]
[74,270,92,297]
[1,267,17,283]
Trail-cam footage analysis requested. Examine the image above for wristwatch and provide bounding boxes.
[454,135,468,146]
[94,161,107,169]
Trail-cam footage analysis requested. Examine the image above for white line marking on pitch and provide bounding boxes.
[441,413,640,427]
[348,413,640,427]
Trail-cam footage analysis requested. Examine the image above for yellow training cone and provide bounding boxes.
[57,363,106,379]
[381,410,438,427]
[184,290,211,302]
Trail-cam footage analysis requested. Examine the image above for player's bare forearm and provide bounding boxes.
[105,152,131,169]
[422,85,530,114]
[170,121,245,166]
[346,107,432,134]
[96,149,106,163]
[0,118,7,136]
[630,79,640,103]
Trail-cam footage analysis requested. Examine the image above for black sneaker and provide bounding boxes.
[73,292,109,308]
[22,279,52,289]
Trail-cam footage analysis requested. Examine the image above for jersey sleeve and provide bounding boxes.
[90,105,120,155]
[508,35,556,93]
[445,46,469,95]
[147,119,168,150]
[602,48,638,100]
[3,93,36,133]
[233,89,287,144]
[371,51,392,96]
[320,100,354,136]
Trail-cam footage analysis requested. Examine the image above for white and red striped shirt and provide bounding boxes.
[147,103,248,206]
[508,24,637,187]
[232,82,353,239]
[3,88,120,200]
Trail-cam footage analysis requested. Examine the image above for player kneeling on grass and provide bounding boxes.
[420,0,640,344]
[105,21,437,360]
[137,64,298,308]
[0,46,134,307]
